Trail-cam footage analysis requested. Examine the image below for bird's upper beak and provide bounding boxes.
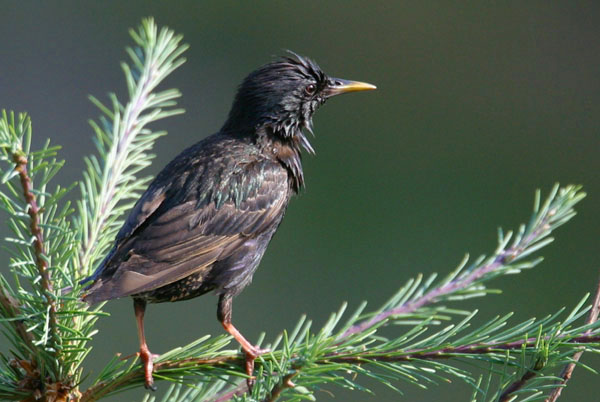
[323,78,377,98]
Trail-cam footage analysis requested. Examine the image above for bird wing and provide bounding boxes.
[83,157,289,303]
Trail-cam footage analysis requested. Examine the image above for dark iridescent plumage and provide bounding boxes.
[81,54,375,389]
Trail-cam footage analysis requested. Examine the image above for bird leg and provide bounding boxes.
[134,298,157,391]
[218,294,269,389]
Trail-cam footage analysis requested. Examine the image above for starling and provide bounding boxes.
[80,53,375,389]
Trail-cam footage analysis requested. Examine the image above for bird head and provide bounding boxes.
[222,53,375,153]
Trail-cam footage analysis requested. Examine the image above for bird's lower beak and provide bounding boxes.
[323,78,377,98]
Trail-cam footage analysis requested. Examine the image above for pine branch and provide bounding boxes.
[545,274,600,402]
[11,148,59,358]
[341,184,583,340]
[127,302,599,402]
[499,371,538,402]
[80,355,245,402]
[0,111,71,397]
[82,332,600,402]
[84,282,595,402]
[496,272,600,402]
[263,373,297,402]
[77,17,188,276]
[0,18,188,401]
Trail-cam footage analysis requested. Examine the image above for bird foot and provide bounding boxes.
[139,347,158,391]
[244,346,270,391]
[245,345,270,360]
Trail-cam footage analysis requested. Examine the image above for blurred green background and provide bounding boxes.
[1,1,599,401]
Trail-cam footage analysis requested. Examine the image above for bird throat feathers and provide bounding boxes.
[256,125,311,193]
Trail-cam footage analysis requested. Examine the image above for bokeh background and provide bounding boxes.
[2,1,599,401]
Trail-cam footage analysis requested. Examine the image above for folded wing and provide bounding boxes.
[82,158,289,304]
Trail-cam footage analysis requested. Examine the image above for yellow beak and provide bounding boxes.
[324,78,377,98]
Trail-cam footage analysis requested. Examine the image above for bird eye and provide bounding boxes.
[305,83,316,95]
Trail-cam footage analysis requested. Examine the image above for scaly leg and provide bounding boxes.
[134,298,157,391]
[218,294,269,389]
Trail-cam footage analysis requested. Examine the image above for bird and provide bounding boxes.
[80,53,375,390]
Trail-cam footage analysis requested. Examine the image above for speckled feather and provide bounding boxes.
[82,133,293,303]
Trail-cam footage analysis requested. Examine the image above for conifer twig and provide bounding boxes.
[11,151,59,354]
[340,195,562,340]
[498,273,600,401]
[84,331,600,401]
[499,369,539,402]
[81,355,247,401]
[325,334,600,362]
[546,273,600,402]
[77,18,187,276]
[263,373,297,402]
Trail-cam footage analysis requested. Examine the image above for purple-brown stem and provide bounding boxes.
[263,373,297,402]
[545,273,600,402]
[12,152,58,353]
[325,334,600,363]
[340,211,553,340]
[499,368,539,402]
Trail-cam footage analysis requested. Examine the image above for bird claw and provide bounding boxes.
[144,381,158,392]
[244,346,270,391]
[245,358,256,391]
[139,347,158,391]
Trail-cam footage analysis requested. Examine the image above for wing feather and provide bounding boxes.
[82,156,290,304]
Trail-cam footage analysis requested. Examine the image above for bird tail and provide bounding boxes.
[77,247,118,304]
[80,279,111,305]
